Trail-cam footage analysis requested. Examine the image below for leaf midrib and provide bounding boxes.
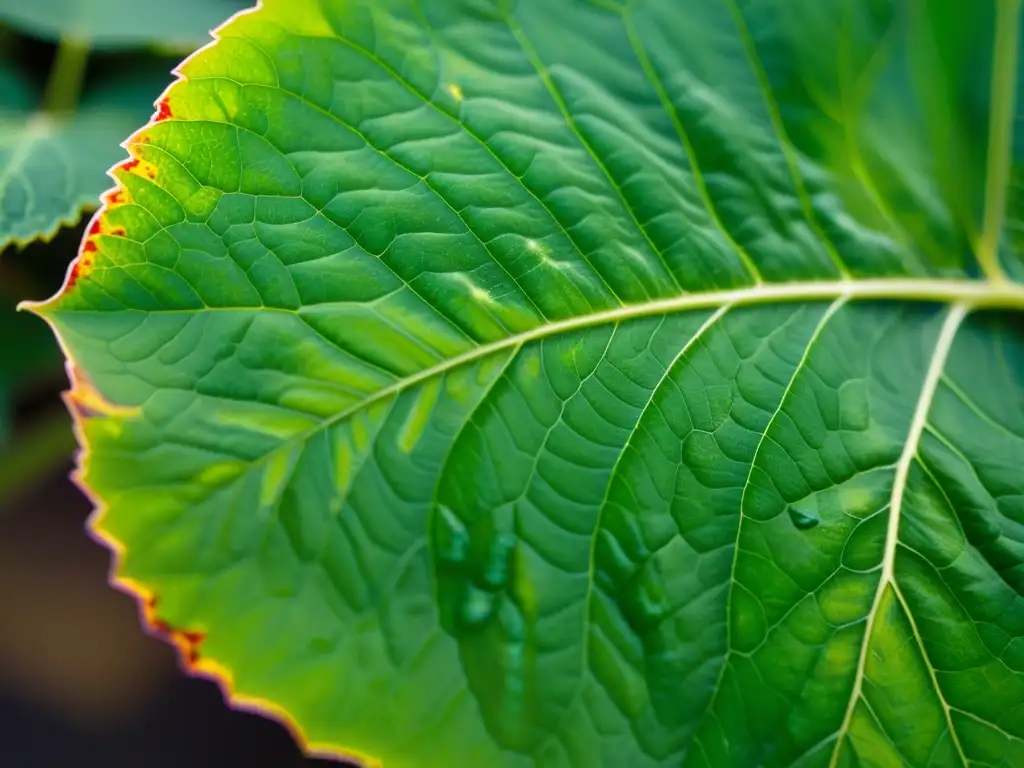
[54,276,1024,502]
[51,277,1024,408]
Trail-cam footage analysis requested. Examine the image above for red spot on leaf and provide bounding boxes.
[145,596,206,666]
[109,226,125,237]
[154,98,173,122]
[87,219,103,237]
[66,238,99,292]
[104,188,129,206]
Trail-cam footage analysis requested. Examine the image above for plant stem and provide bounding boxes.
[42,37,90,116]
[978,0,1022,283]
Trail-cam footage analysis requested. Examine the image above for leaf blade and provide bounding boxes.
[28,1,1024,766]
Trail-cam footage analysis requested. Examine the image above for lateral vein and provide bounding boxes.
[828,302,968,766]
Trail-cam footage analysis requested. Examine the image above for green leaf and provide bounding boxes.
[28,0,1024,766]
[0,0,250,51]
[0,60,174,248]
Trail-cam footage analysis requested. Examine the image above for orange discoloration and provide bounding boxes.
[117,157,140,174]
[110,577,373,766]
[86,523,385,768]
[103,157,139,207]
[66,261,82,290]
[85,218,123,238]
[39,4,387,762]
[117,156,159,182]
[71,216,123,292]
[153,98,173,122]
[144,596,207,666]
[103,188,130,206]
[64,366,139,420]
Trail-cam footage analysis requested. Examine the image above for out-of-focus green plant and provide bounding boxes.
[0,0,247,499]
[0,0,245,52]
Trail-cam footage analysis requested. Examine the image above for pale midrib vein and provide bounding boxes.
[828,302,969,768]
[46,277,1024,321]
[51,279,1023,503]
[977,0,1022,283]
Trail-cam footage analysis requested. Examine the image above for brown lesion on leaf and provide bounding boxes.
[69,114,158,295]
[67,219,126,290]
[153,97,173,122]
[114,156,140,176]
[142,595,206,668]
[102,187,131,206]
[117,152,159,183]
[64,142,161,294]
[66,240,96,290]
[86,219,124,238]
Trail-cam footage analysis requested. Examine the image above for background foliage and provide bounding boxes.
[0,1,340,764]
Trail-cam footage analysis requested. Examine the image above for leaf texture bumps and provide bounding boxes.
[29,1,1024,766]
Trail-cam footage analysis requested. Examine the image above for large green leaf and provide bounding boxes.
[0,0,249,51]
[0,61,176,248]
[28,0,1024,766]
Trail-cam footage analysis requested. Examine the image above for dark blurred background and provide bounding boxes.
[0,2,342,765]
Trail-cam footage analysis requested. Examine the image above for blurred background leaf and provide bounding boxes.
[0,0,249,482]
[0,2,337,764]
[0,55,180,248]
[0,0,247,51]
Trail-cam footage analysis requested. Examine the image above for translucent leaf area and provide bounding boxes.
[31,1,1024,766]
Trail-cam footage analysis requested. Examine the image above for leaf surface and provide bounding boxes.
[31,1,1024,766]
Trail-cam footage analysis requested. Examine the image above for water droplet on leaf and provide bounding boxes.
[481,532,516,588]
[434,505,470,565]
[459,584,496,628]
[787,506,820,530]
